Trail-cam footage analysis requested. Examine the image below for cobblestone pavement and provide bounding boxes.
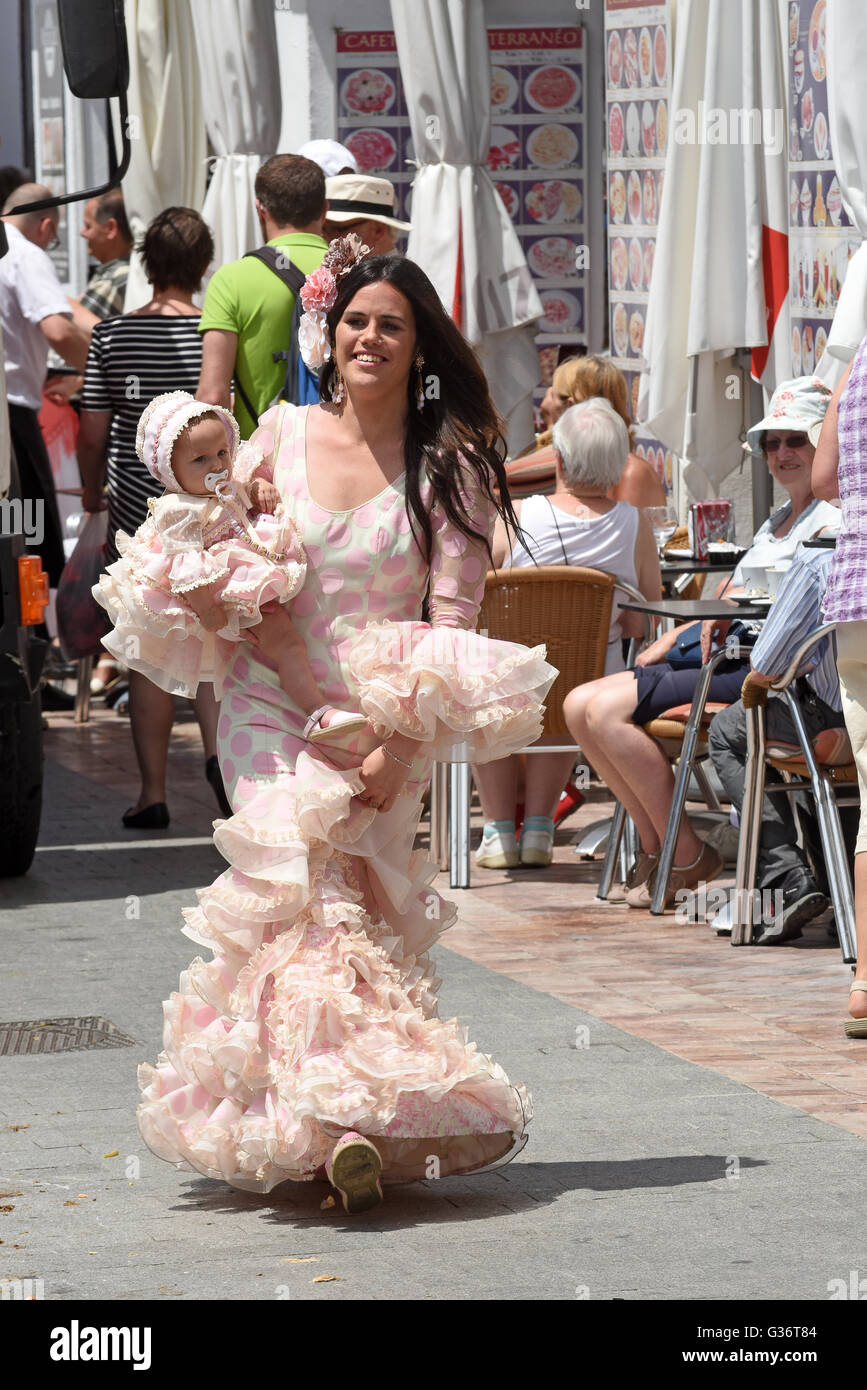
[0,702,863,1301]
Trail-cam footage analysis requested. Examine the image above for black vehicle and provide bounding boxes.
[0,0,130,875]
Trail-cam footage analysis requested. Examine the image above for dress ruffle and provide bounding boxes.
[93,508,306,699]
[349,620,558,762]
[137,750,531,1191]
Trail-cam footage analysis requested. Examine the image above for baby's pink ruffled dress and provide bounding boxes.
[95,446,304,699]
[135,403,557,1191]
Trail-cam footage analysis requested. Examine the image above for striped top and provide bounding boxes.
[823,333,867,622]
[751,547,840,711]
[80,315,203,550]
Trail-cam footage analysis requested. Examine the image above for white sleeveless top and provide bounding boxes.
[507,495,640,674]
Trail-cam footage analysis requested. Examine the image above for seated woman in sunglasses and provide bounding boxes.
[564,377,840,909]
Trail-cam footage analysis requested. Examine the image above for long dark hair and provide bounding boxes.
[320,255,521,564]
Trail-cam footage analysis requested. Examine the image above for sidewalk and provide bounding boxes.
[0,703,863,1300]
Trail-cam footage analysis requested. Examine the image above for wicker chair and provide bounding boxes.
[431,565,646,888]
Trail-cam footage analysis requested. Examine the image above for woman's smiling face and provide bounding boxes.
[333,282,416,398]
[764,431,816,495]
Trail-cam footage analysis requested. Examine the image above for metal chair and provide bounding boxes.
[438,565,646,888]
[731,626,858,962]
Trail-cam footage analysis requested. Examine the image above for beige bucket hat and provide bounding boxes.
[325,174,411,232]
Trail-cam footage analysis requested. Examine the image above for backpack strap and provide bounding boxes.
[238,248,311,417]
[244,246,307,295]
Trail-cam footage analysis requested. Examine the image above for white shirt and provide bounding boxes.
[731,497,841,587]
[0,223,71,409]
[507,494,640,674]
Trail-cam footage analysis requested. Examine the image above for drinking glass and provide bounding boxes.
[646,505,678,555]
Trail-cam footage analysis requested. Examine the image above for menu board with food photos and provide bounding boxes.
[605,0,674,495]
[787,0,862,376]
[336,26,587,407]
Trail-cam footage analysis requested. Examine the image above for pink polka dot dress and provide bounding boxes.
[137,404,557,1192]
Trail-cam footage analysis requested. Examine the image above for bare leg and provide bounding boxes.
[192,683,219,760]
[524,751,579,818]
[564,672,705,865]
[128,671,174,810]
[472,756,520,821]
[850,853,867,1021]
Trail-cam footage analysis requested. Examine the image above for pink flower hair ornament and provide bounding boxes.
[298,232,373,374]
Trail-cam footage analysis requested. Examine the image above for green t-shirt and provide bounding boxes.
[199,232,328,438]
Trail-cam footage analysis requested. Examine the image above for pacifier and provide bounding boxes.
[204,467,230,493]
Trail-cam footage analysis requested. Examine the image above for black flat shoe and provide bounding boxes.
[40,683,76,711]
[206,756,232,817]
[122,802,170,829]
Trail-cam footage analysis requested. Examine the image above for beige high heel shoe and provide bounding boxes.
[845,981,867,1038]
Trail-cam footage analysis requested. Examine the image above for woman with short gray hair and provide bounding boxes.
[473,397,661,870]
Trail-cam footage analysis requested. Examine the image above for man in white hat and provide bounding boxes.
[297,140,358,179]
[323,174,411,254]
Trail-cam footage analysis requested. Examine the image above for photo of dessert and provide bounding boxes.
[641,101,656,157]
[809,0,826,81]
[345,128,398,172]
[630,309,645,356]
[626,101,641,156]
[792,323,802,375]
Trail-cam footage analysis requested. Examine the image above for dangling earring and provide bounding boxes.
[414,352,425,412]
[331,365,345,405]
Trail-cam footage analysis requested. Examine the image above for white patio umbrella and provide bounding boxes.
[390,0,543,453]
[638,0,790,499]
[121,0,207,310]
[819,0,867,379]
[190,0,282,275]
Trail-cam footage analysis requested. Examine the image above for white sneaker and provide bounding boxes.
[520,826,554,867]
[475,825,519,869]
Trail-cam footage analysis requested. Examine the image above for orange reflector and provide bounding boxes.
[18,555,50,625]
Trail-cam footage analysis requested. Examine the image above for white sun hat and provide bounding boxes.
[746,376,834,455]
[324,174,412,232]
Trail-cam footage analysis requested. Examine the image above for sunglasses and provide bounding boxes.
[764,433,808,452]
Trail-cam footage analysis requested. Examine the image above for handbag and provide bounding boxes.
[55,510,111,661]
[665,619,757,672]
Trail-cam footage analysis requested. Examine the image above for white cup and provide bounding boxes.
[739,564,768,596]
[764,561,793,598]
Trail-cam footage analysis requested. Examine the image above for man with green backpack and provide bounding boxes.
[197,154,328,436]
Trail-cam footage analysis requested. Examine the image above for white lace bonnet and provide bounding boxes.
[136,391,241,491]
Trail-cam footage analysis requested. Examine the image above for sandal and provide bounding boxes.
[303,704,368,744]
[845,981,867,1038]
[325,1131,383,1214]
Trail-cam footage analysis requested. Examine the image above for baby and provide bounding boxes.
[94,391,364,743]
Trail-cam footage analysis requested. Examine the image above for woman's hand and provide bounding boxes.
[634,627,679,667]
[700,617,732,664]
[357,745,410,813]
[81,486,108,514]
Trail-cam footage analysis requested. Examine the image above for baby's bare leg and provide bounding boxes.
[260,605,327,716]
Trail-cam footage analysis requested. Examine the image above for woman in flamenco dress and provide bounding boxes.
[135,238,557,1213]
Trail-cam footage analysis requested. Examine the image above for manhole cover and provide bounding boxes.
[0,1017,138,1056]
